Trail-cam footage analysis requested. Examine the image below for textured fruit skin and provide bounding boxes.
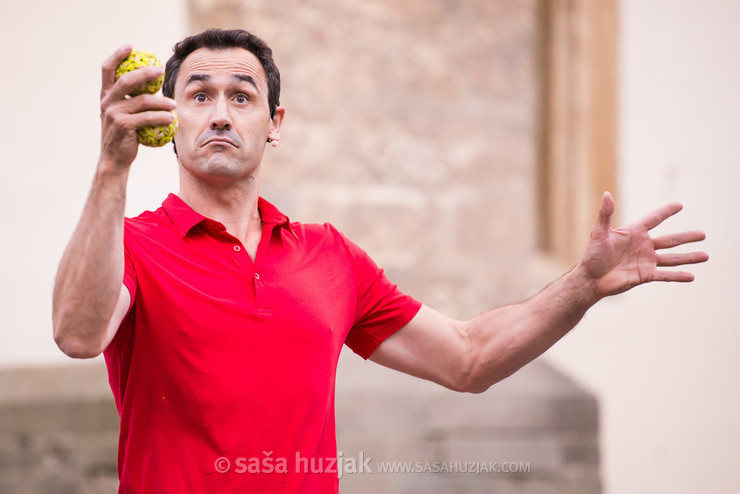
[137,112,178,147]
[115,50,178,147]
[115,50,164,96]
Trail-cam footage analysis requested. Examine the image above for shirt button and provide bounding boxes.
[233,245,241,252]
[254,273,260,280]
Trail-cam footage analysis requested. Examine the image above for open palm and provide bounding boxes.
[579,192,708,298]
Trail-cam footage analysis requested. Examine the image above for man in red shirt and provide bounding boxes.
[52,29,707,492]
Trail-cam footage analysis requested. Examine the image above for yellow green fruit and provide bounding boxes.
[115,50,164,96]
[137,112,178,147]
[115,49,177,147]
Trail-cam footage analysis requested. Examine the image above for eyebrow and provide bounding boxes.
[184,73,259,91]
[233,74,258,90]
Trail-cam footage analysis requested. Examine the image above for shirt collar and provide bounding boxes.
[162,193,294,238]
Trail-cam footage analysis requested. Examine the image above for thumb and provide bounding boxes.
[594,191,615,236]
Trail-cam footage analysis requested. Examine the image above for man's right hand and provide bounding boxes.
[99,45,177,171]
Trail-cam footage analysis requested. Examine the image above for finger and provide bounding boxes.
[639,202,683,230]
[594,191,615,235]
[132,110,178,128]
[651,270,696,283]
[102,65,165,105]
[101,92,174,129]
[129,110,177,129]
[101,45,133,95]
[656,251,710,267]
[105,110,177,133]
[117,94,177,114]
[653,230,707,249]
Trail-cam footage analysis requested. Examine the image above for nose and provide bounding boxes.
[210,95,232,130]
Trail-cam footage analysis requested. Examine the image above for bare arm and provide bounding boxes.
[371,192,709,392]
[52,46,176,358]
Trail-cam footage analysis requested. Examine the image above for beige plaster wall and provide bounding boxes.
[546,0,740,492]
[0,0,186,367]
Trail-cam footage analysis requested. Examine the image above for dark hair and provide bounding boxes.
[163,28,281,118]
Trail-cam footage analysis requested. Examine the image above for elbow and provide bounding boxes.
[445,375,490,394]
[52,314,104,359]
[451,372,492,394]
[453,357,517,393]
[460,380,491,394]
[55,338,103,359]
[446,320,506,394]
[456,363,519,393]
[54,332,103,359]
[448,338,492,394]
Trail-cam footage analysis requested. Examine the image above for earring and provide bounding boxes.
[269,139,278,148]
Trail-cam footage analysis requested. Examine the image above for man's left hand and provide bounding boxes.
[578,192,708,299]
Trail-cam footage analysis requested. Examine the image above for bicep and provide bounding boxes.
[368,304,472,391]
[101,284,131,351]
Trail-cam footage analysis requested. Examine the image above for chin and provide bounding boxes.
[186,157,258,183]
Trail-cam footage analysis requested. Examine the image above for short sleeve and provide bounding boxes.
[341,234,421,359]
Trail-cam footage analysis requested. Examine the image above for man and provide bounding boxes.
[52,28,707,493]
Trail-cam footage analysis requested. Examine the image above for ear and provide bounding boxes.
[267,106,286,142]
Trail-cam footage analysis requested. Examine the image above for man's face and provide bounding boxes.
[172,47,283,182]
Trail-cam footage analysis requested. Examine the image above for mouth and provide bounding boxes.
[203,137,237,148]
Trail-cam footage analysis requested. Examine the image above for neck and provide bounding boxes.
[177,167,262,250]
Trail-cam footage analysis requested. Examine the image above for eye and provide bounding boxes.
[234,93,249,104]
[194,92,207,103]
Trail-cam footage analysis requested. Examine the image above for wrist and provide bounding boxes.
[96,156,132,180]
[566,263,603,307]
[92,160,131,204]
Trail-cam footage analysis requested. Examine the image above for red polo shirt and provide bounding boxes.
[103,194,420,493]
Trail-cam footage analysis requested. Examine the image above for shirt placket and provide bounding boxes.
[230,237,269,311]
[252,222,279,313]
[204,219,276,313]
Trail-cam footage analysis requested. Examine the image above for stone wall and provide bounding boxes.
[335,353,601,493]
[191,0,541,317]
[0,357,600,493]
[0,364,118,494]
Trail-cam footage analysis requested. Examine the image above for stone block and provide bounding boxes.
[439,434,563,475]
[336,352,600,493]
[0,363,118,494]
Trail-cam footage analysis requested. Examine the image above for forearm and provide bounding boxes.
[374,193,706,393]
[52,162,129,357]
[463,265,599,392]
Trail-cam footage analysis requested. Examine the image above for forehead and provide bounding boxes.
[175,47,267,92]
